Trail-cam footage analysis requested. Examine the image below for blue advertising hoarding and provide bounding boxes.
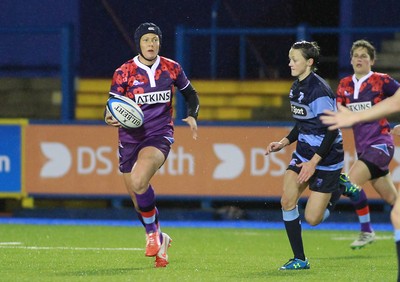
[0,125,22,193]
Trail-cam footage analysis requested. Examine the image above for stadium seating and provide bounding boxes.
[193,80,291,120]
[75,79,292,121]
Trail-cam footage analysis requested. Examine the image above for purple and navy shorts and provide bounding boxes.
[358,144,394,179]
[118,135,174,173]
[287,154,341,193]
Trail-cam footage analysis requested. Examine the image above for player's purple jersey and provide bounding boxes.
[109,55,191,143]
[337,72,400,153]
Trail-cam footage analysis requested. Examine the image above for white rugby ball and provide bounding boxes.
[106,95,144,129]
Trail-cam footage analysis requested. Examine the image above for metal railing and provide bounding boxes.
[1,25,400,122]
[174,25,400,120]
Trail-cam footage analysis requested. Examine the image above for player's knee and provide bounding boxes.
[387,193,397,206]
[391,207,400,229]
[129,177,148,194]
[280,198,296,211]
[305,213,322,226]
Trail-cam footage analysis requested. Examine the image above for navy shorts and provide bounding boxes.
[118,135,174,173]
[358,144,394,179]
[287,154,341,193]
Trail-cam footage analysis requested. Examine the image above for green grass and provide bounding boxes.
[0,224,396,281]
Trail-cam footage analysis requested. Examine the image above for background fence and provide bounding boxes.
[1,1,400,214]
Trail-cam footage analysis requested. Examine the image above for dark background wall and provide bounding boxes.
[78,0,300,78]
[0,0,399,79]
[0,0,80,72]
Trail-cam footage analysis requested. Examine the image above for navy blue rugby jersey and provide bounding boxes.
[289,72,344,170]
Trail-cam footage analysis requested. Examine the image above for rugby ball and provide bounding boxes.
[106,95,144,129]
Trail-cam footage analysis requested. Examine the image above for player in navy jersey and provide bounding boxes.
[104,22,199,268]
[335,40,399,249]
[266,41,348,270]
[322,88,400,281]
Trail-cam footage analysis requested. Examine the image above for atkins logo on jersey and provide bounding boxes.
[347,101,372,112]
[135,90,171,105]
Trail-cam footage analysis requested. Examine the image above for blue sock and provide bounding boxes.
[395,230,400,242]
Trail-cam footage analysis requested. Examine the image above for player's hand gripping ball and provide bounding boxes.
[106,95,144,129]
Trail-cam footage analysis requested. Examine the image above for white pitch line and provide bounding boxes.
[332,235,393,241]
[0,245,143,251]
[0,242,23,245]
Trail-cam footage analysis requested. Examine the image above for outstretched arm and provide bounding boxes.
[181,83,200,140]
[265,124,298,155]
[182,116,198,140]
[321,87,400,130]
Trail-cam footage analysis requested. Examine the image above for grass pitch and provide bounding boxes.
[0,223,396,281]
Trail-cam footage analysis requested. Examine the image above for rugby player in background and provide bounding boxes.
[334,40,399,249]
[322,86,400,281]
